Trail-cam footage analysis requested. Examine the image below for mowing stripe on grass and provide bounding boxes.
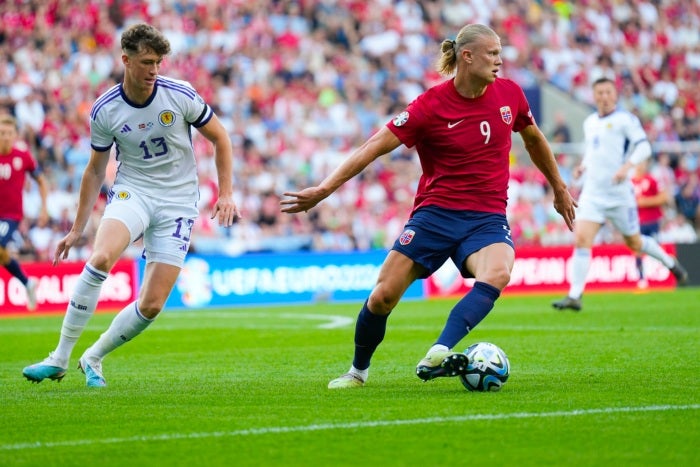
[2,404,697,451]
[0,312,355,333]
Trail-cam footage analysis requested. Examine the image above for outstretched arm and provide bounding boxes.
[520,124,577,231]
[53,149,110,265]
[197,114,239,226]
[281,126,402,213]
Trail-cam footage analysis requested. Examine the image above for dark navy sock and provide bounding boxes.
[636,256,644,279]
[352,301,389,371]
[436,281,501,348]
[4,259,28,285]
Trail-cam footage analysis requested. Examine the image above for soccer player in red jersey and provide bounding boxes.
[0,114,48,311]
[632,159,669,289]
[281,24,576,388]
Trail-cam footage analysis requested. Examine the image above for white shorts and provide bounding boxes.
[102,184,199,267]
[576,196,640,237]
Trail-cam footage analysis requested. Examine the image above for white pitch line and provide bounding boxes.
[2,404,697,452]
[165,311,354,329]
[279,313,354,329]
[0,312,355,334]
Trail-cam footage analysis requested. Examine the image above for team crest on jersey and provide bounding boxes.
[393,111,409,127]
[12,156,23,171]
[115,190,131,200]
[500,106,512,125]
[158,110,176,127]
[399,229,415,245]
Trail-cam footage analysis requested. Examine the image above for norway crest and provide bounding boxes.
[500,106,512,125]
[399,229,415,245]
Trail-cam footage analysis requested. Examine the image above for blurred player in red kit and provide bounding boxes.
[632,158,669,289]
[0,114,48,311]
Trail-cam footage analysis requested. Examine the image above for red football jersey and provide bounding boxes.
[632,173,664,225]
[0,143,37,221]
[387,77,534,215]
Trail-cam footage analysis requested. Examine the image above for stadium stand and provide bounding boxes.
[1,0,698,260]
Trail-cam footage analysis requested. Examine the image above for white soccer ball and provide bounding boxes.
[459,342,510,392]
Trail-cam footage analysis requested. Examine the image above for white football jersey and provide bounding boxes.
[579,108,648,206]
[90,76,213,201]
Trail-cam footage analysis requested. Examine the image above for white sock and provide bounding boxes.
[569,248,591,299]
[349,365,368,382]
[428,344,449,355]
[640,235,675,268]
[86,301,153,360]
[53,265,108,365]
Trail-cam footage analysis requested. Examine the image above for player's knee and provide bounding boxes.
[137,299,163,320]
[574,235,592,248]
[480,267,511,290]
[87,251,118,272]
[367,290,397,316]
[624,235,643,252]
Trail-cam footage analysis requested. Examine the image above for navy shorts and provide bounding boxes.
[0,218,20,248]
[640,221,660,238]
[391,205,514,279]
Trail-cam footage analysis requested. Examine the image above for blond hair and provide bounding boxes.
[436,24,499,76]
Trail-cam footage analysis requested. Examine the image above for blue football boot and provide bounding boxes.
[23,352,68,383]
[78,354,107,388]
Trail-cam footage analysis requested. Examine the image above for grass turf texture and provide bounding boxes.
[1,289,698,466]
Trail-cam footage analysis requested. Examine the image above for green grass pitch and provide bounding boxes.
[1,288,698,466]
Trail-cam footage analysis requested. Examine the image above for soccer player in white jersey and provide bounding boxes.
[23,23,239,386]
[553,77,687,312]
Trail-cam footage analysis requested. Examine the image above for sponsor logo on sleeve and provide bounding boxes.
[393,111,409,127]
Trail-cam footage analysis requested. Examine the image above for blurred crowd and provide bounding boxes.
[1,0,699,262]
